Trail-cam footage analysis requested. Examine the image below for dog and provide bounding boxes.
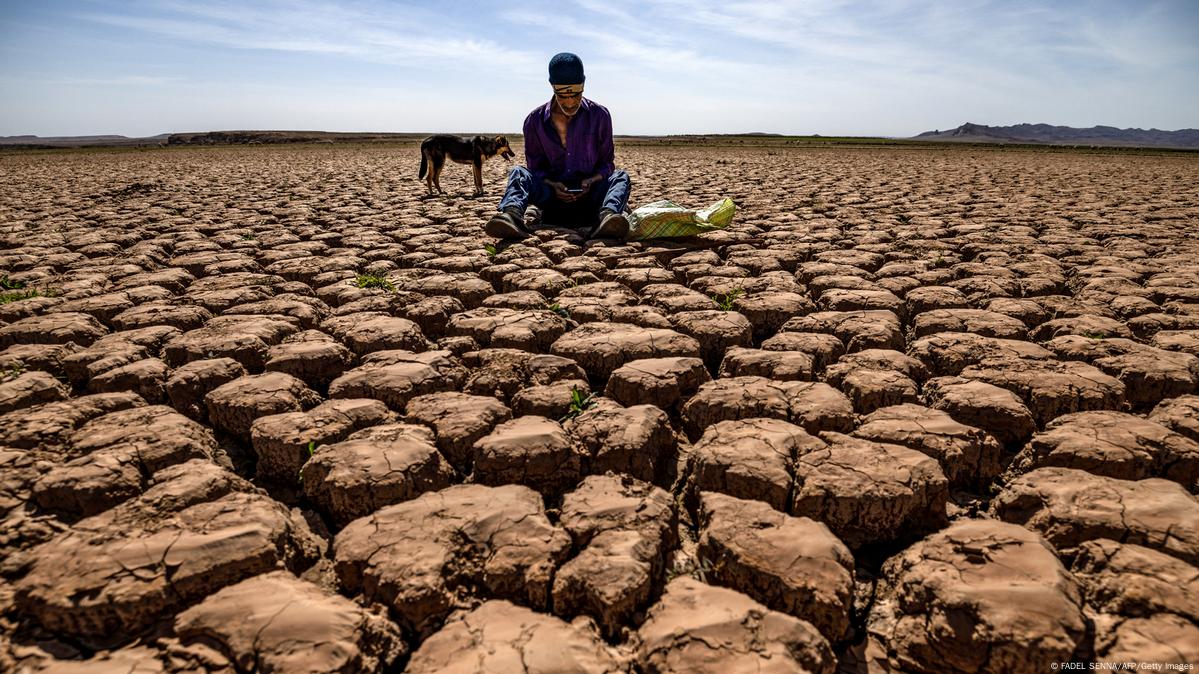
[418,134,515,196]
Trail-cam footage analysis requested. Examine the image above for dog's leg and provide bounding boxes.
[473,160,483,196]
[433,155,445,194]
[422,150,434,195]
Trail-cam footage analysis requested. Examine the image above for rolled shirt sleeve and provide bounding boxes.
[523,111,552,184]
[594,106,615,180]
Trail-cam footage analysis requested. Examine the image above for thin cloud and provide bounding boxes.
[80,0,541,71]
[57,75,183,85]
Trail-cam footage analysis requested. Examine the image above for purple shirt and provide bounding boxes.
[522,97,615,185]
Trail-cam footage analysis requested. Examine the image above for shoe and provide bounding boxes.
[589,209,629,239]
[485,207,529,239]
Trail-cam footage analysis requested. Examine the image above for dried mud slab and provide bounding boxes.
[0,371,69,414]
[550,322,701,382]
[718,346,815,381]
[320,312,428,356]
[164,357,247,422]
[0,312,108,348]
[564,398,675,483]
[301,423,456,527]
[697,491,854,642]
[1010,410,1199,488]
[164,315,299,371]
[445,307,569,352]
[173,571,407,672]
[460,348,585,402]
[332,483,571,637]
[686,417,823,511]
[14,480,319,637]
[1046,334,1199,408]
[404,391,512,473]
[1069,539,1199,666]
[957,357,1125,426]
[993,467,1199,565]
[263,330,355,390]
[853,403,1002,489]
[32,405,222,518]
[406,600,624,674]
[792,432,949,549]
[251,397,396,482]
[781,310,904,352]
[668,310,753,368]
[907,332,1053,377]
[636,577,835,674]
[1150,394,1199,443]
[470,415,587,496]
[868,519,1086,674]
[205,371,322,438]
[327,349,466,411]
[552,474,676,638]
[922,376,1038,446]
[0,391,145,450]
[680,376,854,441]
[604,356,710,411]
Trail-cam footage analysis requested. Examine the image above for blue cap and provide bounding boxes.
[548,53,585,85]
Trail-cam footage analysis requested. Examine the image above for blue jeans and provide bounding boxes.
[497,166,631,227]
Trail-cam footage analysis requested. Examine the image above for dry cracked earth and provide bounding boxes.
[1,143,1198,673]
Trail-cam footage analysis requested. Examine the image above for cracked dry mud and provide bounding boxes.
[2,141,1198,672]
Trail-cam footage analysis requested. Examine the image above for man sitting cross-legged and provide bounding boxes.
[486,52,631,241]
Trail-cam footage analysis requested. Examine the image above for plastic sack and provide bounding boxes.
[627,197,736,240]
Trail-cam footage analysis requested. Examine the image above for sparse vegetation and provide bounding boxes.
[483,243,498,259]
[712,288,744,311]
[545,301,570,319]
[1082,331,1107,340]
[558,385,596,423]
[0,276,25,290]
[352,273,395,292]
[666,556,722,583]
[0,286,51,303]
[298,441,318,484]
[1,362,27,382]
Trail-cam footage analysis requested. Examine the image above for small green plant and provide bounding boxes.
[712,287,744,311]
[545,301,570,319]
[352,273,395,292]
[298,440,318,484]
[240,233,256,241]
[1,362,26,382]
[0,288,42,304]
[483,243,498,259]
[666,556,722,583]
[558,385,596,423]
[0,276,25,290]
[1082,330,1107,340]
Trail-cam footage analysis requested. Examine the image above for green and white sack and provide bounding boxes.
[627,197,736,240]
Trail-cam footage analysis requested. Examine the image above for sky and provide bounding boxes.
[1,0,1196,137]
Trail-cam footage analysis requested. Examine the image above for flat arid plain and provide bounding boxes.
[1,140,1198,672]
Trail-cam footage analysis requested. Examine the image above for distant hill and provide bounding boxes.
[0,133,171,148]
[914,123,1199,149]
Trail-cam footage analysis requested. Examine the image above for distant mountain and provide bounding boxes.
[914,123,1199,149]
[0,133,170,147]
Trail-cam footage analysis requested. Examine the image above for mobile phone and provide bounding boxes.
[566,187,585,194]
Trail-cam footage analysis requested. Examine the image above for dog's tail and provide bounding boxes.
[418,147,428,179]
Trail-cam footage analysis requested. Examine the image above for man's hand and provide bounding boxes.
[547,180,579,203]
